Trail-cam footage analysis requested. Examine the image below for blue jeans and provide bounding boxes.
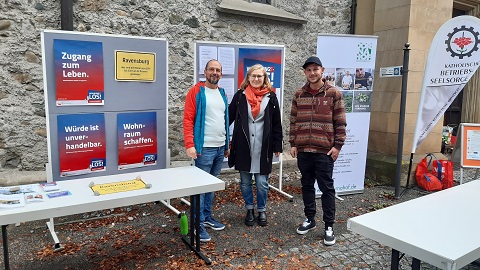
[239,171,269,212]
[194,146,224,223]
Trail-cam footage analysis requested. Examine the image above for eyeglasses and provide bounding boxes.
[250,75,264,79]
[207,67,222,73]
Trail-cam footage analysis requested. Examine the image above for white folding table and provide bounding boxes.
[0,166,225,270]
[348,180,480,270]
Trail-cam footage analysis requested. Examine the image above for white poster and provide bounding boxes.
[412,16,480,151]
[466,130,480,160]
[316,34,378,194]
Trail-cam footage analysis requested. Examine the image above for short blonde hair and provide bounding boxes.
[239,64,273,90]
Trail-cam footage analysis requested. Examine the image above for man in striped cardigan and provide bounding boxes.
[289,56,347,246]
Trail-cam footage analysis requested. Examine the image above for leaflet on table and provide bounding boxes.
[57,113,106,177]
[24,192,45,203]
[46,190,72,199]
[0,194,26,208]
[0,184,46,204]
[40,182,60,192]
[117,112,157,170]
[0,184,39,195]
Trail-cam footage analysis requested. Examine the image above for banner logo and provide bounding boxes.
[90,158,106,171]
[356,43,373,62]
[87,90,103,103]
[446,25,479,59]
[143,154,157,165]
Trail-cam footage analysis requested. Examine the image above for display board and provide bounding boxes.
[42,30,168,181]
[452,123,480,168]
[317,34,378,195]
[194,41,285,168]
[460,124,480,168]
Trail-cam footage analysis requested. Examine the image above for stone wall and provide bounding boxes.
[0,0,351,172]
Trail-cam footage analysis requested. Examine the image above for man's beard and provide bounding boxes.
[308,77,321,84]
[207,77,219,85]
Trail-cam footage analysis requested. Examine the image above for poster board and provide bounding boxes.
[452,123,480,168]
[42,30,169,182]
[194,41,285,168]
[317,34,378,195]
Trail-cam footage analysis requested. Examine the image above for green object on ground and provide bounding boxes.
[179,211,188,235]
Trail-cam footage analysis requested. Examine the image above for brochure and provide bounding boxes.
[0,194,26,208]
[46,190,71,199]
[24,192,45,203]
[40,182,60,192]
[0,184,38,195]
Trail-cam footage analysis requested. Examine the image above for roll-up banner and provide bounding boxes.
[317,34,378,195]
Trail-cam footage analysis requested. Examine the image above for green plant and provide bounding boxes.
[343,94,353,113]
[355,93,370,102]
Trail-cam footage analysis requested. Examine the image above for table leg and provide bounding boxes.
[2,225,9,270]
[194,194,200,252]
[411,258,420,270]
[189,195,195,247]
[391,249,400,270]
[181,194,211,265]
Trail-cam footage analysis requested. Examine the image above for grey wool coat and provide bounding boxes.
[228,89,283,175]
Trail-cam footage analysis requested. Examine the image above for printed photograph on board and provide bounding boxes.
[335,68,355,90]
[352,91,372,112]
[322,68,336,86]
[342,91,353,113]
[354,67,374,90]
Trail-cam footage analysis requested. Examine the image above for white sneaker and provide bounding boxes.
[324,226,335,246]
[296,218,316,235]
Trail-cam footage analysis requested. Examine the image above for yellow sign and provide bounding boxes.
[90,179,148,195]
[115,51,155,82]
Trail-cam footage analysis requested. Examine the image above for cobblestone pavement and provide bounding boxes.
[290,164,480,270]
[285,233,480,270]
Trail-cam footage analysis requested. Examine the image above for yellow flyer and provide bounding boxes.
[90,178,148,195]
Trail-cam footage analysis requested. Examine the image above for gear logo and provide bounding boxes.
[445,25,479,59]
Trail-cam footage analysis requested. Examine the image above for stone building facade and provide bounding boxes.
[356,0,480,186]
[0,0,352,172]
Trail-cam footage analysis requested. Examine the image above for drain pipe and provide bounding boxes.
[350,0,357,34]
[61,0,73,30]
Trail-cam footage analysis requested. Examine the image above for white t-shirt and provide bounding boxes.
[203,87,226,147]
[342,74,352,87]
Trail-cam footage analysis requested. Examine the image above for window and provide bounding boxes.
[252,0,272,4]
[217,0,306,24]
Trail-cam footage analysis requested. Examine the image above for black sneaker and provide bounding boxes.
[296,218,316,235]
[324,226,336,246]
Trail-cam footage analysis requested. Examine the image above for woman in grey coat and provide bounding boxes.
[228,64,283,226]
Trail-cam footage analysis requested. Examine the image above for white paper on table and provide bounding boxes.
[0,194,26,208]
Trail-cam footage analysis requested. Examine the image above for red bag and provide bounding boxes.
[433,160,454,189]
[415,153,443,191]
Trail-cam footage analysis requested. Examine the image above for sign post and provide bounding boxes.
[379,66,403,77]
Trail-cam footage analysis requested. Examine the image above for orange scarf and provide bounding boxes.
[245,85,270,119]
